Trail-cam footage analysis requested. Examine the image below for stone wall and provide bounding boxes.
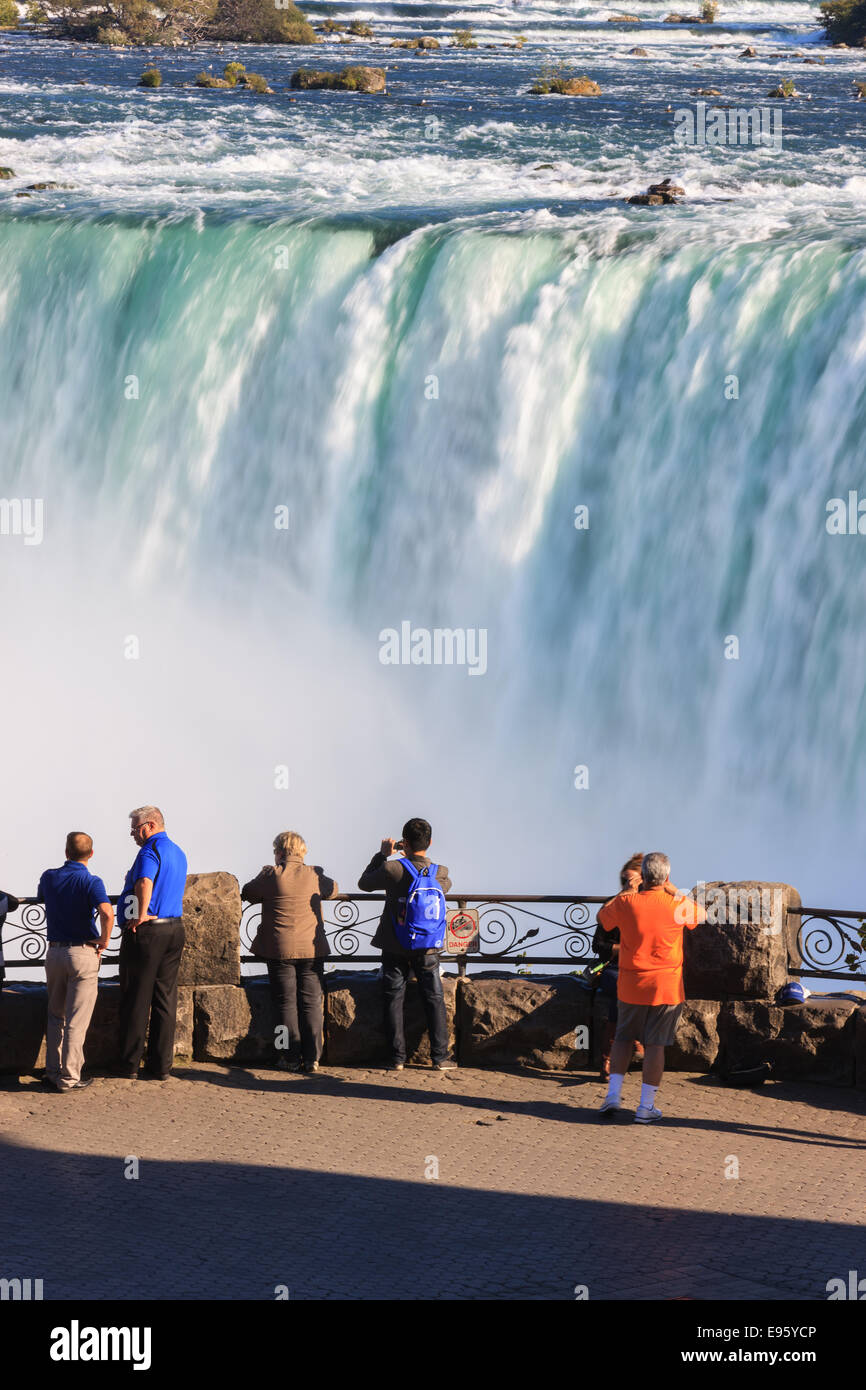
[2,873,864,1089]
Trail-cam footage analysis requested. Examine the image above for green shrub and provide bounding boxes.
[530,59,572,93]
[700,0,718,20]
[139,66,162,85]
[223,60,246,83]
[195,70,230,85]
[452,28,477,47]
[819,0,866,44]
[97,25,129,43]
[213,0,318,42]
[25,1,49,22]
[0,0,18,26]
[321,17,344,31]
[348,19,372,36]
[243,70,269,91]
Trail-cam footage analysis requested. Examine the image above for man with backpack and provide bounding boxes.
[358,817,455,1071]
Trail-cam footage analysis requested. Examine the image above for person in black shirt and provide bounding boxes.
[592,853,645,1079]
[358,816,454,1071]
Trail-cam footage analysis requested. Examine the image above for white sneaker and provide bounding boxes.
[635,1104,663,1123]
[598,1095,621,1114]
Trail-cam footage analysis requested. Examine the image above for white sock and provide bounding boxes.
[640,1083,658,1110]
[606,1072,625,1101]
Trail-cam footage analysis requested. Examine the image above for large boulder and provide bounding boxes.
[178,872,241,987]
[290,65,386,92]
[558,77,601,95]
[458,973,592,1069]
[325,970,457,1065]
[718,998,858,1086]
[193,980,274,1062]
[683,882,800,1000]
[666,999,722,1071]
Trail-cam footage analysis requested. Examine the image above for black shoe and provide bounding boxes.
[141,1068,171,1081]
[64,1077,94,1091]
[112,1067,138,1079]
[40,1075,62,1091]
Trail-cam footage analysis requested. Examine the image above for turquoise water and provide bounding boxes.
[1,4,866,910]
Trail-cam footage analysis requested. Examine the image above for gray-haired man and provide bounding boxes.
[596,852,705,1122]
[117,806,188,1081]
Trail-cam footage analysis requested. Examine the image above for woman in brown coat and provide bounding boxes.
[242,831,338,1073]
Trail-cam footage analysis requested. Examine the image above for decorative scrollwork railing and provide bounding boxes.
[1,897,124,970]
[3,893,866,981]
[240,893,607,968]
[789,907,866,981]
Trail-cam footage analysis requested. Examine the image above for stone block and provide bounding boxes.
[0,983,46,1072]
[718,997,857,1086]
[856,1003,866,1091]
[666,999,721,1071]
[683,882,800,1000]
[457,973,592,1070]
[178,872,242,987]
[325,970,457,1066]
[193,980,275,1062]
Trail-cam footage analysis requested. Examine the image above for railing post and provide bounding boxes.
[456,898,468,977]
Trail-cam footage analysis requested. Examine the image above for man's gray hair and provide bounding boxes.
[129,805,164,829]
[642,852,670,887]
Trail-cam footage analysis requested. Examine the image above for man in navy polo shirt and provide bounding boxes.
[117,805,188,1081]
[38,832,114,1092]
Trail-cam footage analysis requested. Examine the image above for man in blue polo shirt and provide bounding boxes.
[117,805,188,1081]
[38,832,114,1092]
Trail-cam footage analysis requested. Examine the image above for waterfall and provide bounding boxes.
[2,211,866,901]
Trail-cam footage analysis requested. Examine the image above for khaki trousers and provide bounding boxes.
[45,943,100,1090]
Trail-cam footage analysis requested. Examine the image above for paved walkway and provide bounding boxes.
[1,1064,864,1301]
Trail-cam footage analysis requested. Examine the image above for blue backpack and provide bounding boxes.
[394,859,447,951]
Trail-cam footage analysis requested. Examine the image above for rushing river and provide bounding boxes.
[1,2,865,912]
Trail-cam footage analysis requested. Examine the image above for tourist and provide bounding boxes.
[592,852,644,1079]
[596,852,705,1122]
[37,832,113,1092]
[117,806,188,1081]
[358,818,454,1071]
[242,831,338,1073]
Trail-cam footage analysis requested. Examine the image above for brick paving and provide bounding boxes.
[1,1064,864,1301]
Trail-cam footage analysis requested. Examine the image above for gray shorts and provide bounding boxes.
[615,1001,683,1047]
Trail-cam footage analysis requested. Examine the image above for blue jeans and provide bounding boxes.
[382,951,449,1064]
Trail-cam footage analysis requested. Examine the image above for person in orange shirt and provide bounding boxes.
[596,851,705,1122]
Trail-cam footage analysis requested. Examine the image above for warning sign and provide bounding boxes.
[444,907,479,955]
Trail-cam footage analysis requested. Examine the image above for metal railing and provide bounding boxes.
[788,906,866,983]
[3,893,865,981]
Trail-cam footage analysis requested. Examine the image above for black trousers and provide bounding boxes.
[265,958,324,1065]
[118,919,185,1076]
[382,950,448,1065]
